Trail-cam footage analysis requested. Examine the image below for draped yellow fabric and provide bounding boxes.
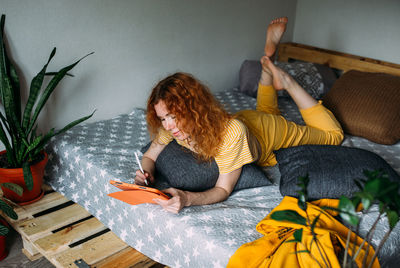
[227,196,380,268]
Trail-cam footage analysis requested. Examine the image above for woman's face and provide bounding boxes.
[154,100,189,141]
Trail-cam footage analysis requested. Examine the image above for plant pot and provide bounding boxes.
[0,219,9,261]
[0,150,48,205]
[0,233,7,261]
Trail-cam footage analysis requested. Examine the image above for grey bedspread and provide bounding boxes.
[45,88,400,267]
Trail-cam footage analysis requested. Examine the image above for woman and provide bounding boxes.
[135,17,344,213]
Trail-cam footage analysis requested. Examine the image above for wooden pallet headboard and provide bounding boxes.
[277,42,400,76]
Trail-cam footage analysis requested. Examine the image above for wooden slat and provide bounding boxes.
[22,236,41,257]
[277,42,400,76]
[22,248,43,261]
[2,185,165,267]
[18,203,91,240]
[93,247,164,268]
[34,217,107,255]
[11,191,70,223]
[51,231,129,268]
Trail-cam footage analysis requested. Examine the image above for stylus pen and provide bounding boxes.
[134,151,148,186]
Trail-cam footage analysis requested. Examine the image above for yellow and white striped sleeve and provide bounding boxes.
[214,119,254,174]
[155,128,173,145]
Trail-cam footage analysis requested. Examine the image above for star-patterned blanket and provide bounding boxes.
[45,88,400,267]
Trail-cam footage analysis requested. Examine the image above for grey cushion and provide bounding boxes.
[144,141,272,191]
[275,145,400,200]
[239,60,263,98]
[238,60,336,99]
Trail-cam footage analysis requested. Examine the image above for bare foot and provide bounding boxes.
[264,17,288,57]
[262,56,293,90]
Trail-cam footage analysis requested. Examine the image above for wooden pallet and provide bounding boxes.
[2,185,166,268]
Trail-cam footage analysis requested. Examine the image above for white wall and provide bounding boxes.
[294,0,400,64]
[1,0,296,135]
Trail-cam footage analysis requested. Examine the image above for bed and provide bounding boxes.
[44,42,400,268]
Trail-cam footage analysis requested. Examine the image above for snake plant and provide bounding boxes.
[0,182,19,235]
[0,14,94,191]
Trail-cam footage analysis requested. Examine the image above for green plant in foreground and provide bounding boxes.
[0,182,21,235]
[270,170,400,268]
[0,14,95,190]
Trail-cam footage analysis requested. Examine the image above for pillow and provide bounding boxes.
[238,60,335,99]
[239,60,263,98]
[314,63,339,92]
[144,140,272,192]
[323,70,400,145]
[275,145,400,200]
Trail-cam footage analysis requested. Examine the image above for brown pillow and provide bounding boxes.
[323,70,400,145]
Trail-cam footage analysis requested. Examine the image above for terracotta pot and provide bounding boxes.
[0,234,6,261]
[0,150,48,205]
[0,219,9,261]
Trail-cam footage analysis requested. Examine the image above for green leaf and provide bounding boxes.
[297,193,307,211]
[22,161,33,191]
[285,229,303,243]
[0,118,16,164]
[293,250,310,254]
[16,140,28,164]
[293,228,303,242]
[358,192,373,211]
[0,15,5,34]
[7,61,21,123]
[338,196,359,226]
[2,30,22,125]
[363,175,386,197]
[29,129,54,157]
[27,52,94,134]
[0,198,17,220]
[1,182,23,196]
[1,14,9,105]
[0,224,9,236]
[298,175,309,192]
[22,48,56,131]
[354,179,364,190]
[270,210,307,226]
[45,71,74,77]
[24,135,43,156]
[296,175,309,211]
[310,213,321,232]
[1,76,27,159]
[386,210,399,230]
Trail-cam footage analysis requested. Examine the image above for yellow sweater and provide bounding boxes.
[228,196,380,268]
[156,119,254,174]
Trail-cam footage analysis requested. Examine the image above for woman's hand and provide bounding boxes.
[134,170,154,186]
[153,188,188,214]
[153,168,242,213]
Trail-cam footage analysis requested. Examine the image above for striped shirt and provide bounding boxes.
[156,119,254,174]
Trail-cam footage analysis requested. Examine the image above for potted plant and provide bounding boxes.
[0,14,94,204]
[0,182,21,261]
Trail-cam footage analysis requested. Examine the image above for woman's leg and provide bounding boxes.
[262,58,344,147]
[247,16,343,167]
[256,17,288,115]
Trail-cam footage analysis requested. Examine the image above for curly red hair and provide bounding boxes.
[147,72,232,161]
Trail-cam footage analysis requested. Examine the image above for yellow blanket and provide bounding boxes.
[228,196,379,268]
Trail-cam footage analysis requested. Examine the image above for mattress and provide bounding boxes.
[44,88,400,267]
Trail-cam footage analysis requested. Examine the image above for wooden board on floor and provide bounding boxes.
[1,185,166,268]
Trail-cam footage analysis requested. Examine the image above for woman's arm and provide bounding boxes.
[135,141,166,185]
[153,167,242,214]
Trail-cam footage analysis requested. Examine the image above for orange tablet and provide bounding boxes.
[108,180,170,205]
